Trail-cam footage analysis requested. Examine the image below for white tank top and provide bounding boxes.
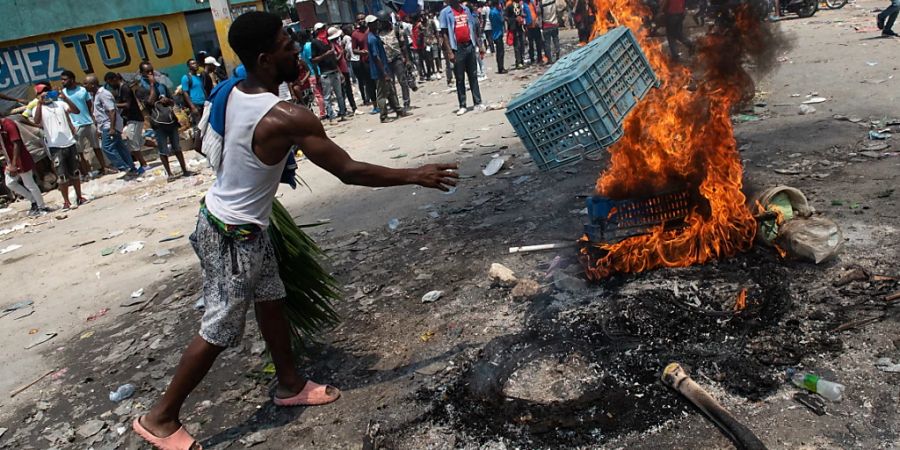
[204,88,286,228]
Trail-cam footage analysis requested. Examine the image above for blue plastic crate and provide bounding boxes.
[583,191,692,243]
[505,27,659,171]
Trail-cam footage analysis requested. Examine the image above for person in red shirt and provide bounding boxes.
[1,117,47,215]
[661,0,694,62]
[351,14,377,107]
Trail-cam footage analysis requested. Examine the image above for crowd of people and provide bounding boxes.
[1,0,595,216]
[279,0,595,121]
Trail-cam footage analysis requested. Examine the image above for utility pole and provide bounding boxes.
[209,0,241,73]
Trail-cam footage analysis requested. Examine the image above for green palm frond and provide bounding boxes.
[268,199,342,349]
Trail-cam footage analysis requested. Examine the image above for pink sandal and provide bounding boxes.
[273,380,341,406]
[132,417,202,450]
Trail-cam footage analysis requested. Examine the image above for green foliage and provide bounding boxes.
[268,199,342,349]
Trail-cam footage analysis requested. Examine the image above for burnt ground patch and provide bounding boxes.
[406,248,846,448]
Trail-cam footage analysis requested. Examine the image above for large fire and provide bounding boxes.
[580,2,773,279]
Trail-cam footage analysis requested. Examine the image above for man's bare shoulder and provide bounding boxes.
[259,101,320,134]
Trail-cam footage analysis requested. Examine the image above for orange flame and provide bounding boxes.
[581,3,761,280]
[734,288,748,311]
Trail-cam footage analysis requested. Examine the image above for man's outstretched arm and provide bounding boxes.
[264,103,459,191]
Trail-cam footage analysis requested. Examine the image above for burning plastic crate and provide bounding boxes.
[584,191,692,244]
[505,27,659,171]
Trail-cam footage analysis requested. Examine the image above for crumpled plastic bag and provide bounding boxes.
[775,217,842,264]
[755,186,814,245]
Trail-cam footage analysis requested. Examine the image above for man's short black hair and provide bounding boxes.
[60,69,76,80]
[103,71,119,82]
[228,11,285,70]
[139,61,153,74]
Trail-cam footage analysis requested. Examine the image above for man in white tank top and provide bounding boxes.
[133,12,459,449]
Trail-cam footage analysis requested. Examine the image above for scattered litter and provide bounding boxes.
[1,300,34,316]
[119,241,144,254]
[72,240,96,248]
[482,156,507,176]
[159,234,184,243]
[101,247,116,256]
[103,230,125,240]
[131,288,144,298]
[241,431,268,447]
[86,308,110,322]
[109,383,136,402]
[387,218,400,231]
[778,217,842,264]
[662,362,767,449]
[734,114,760,123]
[116,426,127,435]
[261,362,276,375]
[489,263,517,286]
[8,368,55,397]
[875,357,900,373]
[389,153,408,159]
[802,97,827,104]
[509,242,575,253]
[860,142,890,152]
[512,175,531,185]
[788,369,845,401]
[443,186,457,195]
[155,248,172,258]
[798,104,816,115]
[80,330,95,340]
[866,61,878,66]
[754,186,840,263]
[420,330,435,342]
[868,130,891,140]
[76,419,106,439]
[24,332,57,349]
[421,290,444,303]
[0,223,27,236]
[794,392,826,416]
[511,279,542,299]
[0,244,22,254]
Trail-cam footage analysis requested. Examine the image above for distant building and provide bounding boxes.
[0,0,262,110]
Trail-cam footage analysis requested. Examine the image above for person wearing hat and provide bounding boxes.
[367,13,408,123]
[204,56,228,90]
[312,25,347,121]
[299,29,327,119]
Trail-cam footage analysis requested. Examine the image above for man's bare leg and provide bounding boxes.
[159,155,174,177]
[173,151,192,176]
[255,300,308,398]
[78,154,91,177]
[59,182,70,209]
[72,178,83,203]
[141,335,225,438]
[93,148,114,174]
[132,151,148,169]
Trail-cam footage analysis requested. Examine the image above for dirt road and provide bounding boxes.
[1,5,898,449]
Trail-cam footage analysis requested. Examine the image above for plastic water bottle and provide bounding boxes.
[109,384,136,403]
[387,218,400,231]
[788,370,845,402]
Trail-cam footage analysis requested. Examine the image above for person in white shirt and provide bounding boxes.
[85,74,142,176]
[32,83,86,210]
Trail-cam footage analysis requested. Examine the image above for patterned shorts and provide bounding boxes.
[191,215,286,348]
